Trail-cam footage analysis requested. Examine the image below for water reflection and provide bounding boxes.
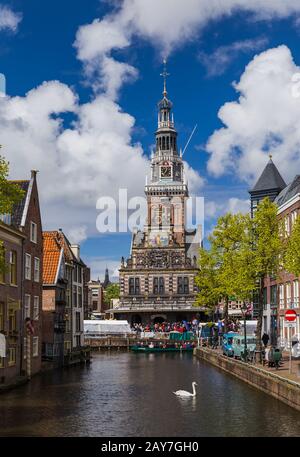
[0,352,299,437]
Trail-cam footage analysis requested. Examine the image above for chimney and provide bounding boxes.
[70,244,80,260]
[31,169,38,179]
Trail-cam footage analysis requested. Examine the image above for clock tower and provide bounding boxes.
[114,61,203,325]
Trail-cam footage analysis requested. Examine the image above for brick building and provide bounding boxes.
[250,158,300,346]
[42,230,89,364]
[10,171,43,377]
[0,222,25,385]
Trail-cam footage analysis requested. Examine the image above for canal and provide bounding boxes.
[0,352,300,437]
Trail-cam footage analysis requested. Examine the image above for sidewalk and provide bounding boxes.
[261,353,300,384]
[207,345,300,385]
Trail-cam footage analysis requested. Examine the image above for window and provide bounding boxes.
[8,347,16,366]
[34,258,40,282]
[23,337,27,359]
[25,254,31,280]
[78,287,82,307]
[0,213,11,225]
[284,216,290,236]
[8,308,16,332]
[30,222,37,243]
[33,296,39,320]
[270,285,277,308]
[0,357,4,368]
[177,277,189,294]
[65,318,71,333]
[9,251,17,285]
[24,295,31,319]
[73,285,77,306]
[153,277,165,295]
[0,303,4,332]
[279,284,285,309]
[286,282,291,307]
[129,278,140,295]
[291,210,298,227]
[32,337,39,357]
[76,312,81,332]
[76,335,81,348]
[64,341,71,353]
[263,288,267,310]
[293,280,299,307]
[0,245,5,283]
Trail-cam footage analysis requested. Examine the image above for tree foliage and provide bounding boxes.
[0,155,25,273]
[284,215,300,276]
[195,198,283,349]
[104,283,120,305]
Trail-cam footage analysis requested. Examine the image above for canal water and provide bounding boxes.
[0,352,300,437]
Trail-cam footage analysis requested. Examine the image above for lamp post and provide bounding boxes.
[241,302,248,362]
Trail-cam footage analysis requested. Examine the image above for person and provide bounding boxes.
[262,333,269,348]
[264,346,270,366]
[273,348,282,370]
[268,346,275,367]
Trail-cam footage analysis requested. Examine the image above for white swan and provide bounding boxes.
[173,382,197,397]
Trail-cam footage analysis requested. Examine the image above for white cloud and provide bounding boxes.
[206,45,300,185]
[2,82,149,242]
[205,197,249,220]
[199,37,268,77]
[75,0,300,61]
[0,6,22,32]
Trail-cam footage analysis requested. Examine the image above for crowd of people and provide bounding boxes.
[132,320,199,335]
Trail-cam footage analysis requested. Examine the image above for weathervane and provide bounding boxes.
[160,58,170,97]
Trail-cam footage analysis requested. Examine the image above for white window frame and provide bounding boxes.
[286,282,291,308]
[32,336,39,357]
[293,280,299,307]
[33,296,39,320]
[30,221,37,244]
[34,257,40,283]
[24,294,31,319]
[279,284,285,309]
[25,254,31,280]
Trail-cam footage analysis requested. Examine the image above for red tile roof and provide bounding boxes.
[43,231,62,284]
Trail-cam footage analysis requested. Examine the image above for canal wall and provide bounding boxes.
[195,347,300,412]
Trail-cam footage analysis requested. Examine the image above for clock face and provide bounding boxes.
[161,166,172,178]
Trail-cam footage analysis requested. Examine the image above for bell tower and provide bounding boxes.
[145,60,188,247]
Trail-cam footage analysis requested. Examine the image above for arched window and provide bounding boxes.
[162,137,166,150]
[166,137,169,150]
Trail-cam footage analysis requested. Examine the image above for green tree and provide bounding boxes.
[251,197,283,350]
[284,215,300,276]
[195,213,256,330]
[0,155,25,274]
[104,283,120,306]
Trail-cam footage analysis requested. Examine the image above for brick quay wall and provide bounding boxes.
[195,347,300,412]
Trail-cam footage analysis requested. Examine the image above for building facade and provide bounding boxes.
[250,158,300,346]
[42,230,89,364]
[0,222,25,385]
[114,67,203,325]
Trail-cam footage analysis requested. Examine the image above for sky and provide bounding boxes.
[2,1,300,280]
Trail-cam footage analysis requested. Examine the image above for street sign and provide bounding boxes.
[285,309,297,322]
[284,321,297,328]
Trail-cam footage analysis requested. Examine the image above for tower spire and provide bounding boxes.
[160,58,170,97]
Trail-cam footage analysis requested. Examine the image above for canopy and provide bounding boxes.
[84,320,133,335]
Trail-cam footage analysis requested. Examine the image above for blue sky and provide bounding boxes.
[2,1,300,279]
